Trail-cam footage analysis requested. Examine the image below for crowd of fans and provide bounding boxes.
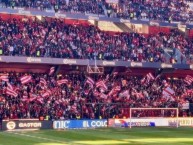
[106,0,193,22]
[1,0,193,22]
[1,17,193,63]
[0,0,105,14]
[0,71,192,120]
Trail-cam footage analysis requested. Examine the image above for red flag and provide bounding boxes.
[40,78,47,86]
[57,79,68,85]
[96,80,107,90]
[6,88,18,97]
[100,93,108,99]
[0,74,9,82]
[85,77,95,88]
[184,75,193,85]
[37,97,44,104]
[146,73,155,82]
[49,67,55,75]
[42,90,52,97]
[162,87,175,100]
[20,75,32,84]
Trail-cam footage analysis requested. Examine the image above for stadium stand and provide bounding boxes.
[1,0,193,22]
[0,71,192,120]
[0,17,192,63]
[0,1,193,122]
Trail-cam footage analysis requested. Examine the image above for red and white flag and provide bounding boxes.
[37,97,44,104]
[20,75,32,84]
[0,74,9,82]
[49,67,55,75]
[57,79,68,85]
[100,93,108,99]
[85,77,95,88]
[141,73,155,84]
[42,90,52,97]
[184,75,193,85]
[146,73,155,82]
[96,80,108,90]
[163,80,169,88]
[40,78,47,86]
[162,87,175,100]
[114,86,121,92]
[6,87,18,97]
[7,82,13,90]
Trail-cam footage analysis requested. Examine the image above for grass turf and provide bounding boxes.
[0,127,193,145]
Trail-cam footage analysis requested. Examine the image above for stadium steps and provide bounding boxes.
[113,22,133,32]
[164,48,187,64]
[163,48,172,63]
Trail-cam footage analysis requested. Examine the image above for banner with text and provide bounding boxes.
[2,120,53,131]
[108,117,193,127]
[53,119,107,129]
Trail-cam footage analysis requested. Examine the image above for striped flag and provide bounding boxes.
[184,75,193,85]
[0,74,9,82]
[163,80,169,88]
[49,67,55,75]
[6,87,18,97]
[100,93,108,99]
[37,97,44,104]
[57,79,68,85]
[141,73,155,84]
[162,87,175,100]
[20,75,32,84]
[6,82,13,90]
[146,73,155,82]
[40,78,47,86]
[96,80,108,90]
[42,90,52,97]
[85,77,95,88]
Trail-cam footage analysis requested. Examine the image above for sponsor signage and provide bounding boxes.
[27,57,42,63]
[63,59,77,65]
[2,120,53,131]
[108,118,193,127]
[53,119,107,129]
[18,10,31,15]
[0,55,191,69]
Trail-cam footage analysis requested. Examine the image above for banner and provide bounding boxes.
[108,117,193,127]
[53,119,107,129]
[106,0,119,4]
[2,119,53,131]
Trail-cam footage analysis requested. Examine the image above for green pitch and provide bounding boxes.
[0,127,193,145]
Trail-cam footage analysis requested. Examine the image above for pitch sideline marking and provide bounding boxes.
[6,132,72,145]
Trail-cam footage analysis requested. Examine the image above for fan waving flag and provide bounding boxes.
[96,80,108,90]
[141,73,155,84]
[0,74,9,82]
[184,75,193,85]
[146,73,155,82]
[42,90,52,97]
[49,67,55,75]
[57,79,68,85]
[85,77,95,88]
[6,87,18,97]
[20,75,32,84]
[40,78,47,86]
[162,87,175,100]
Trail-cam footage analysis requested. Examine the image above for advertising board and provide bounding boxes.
[2,120,53,131]
[108,118,193,127]
[53,119,107,129]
